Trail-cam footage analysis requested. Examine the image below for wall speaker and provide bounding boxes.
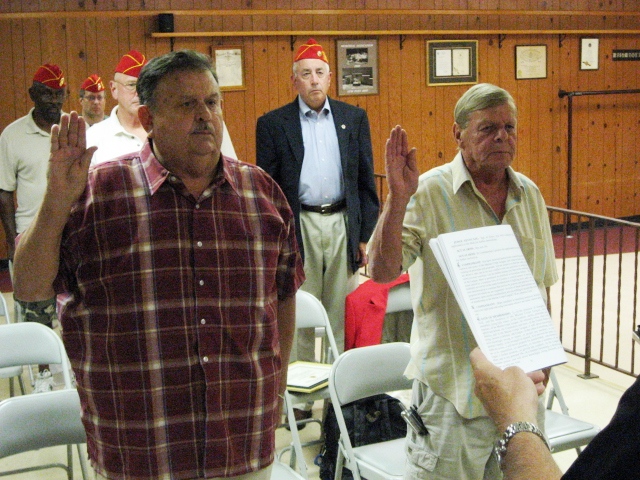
[158,13,174,33]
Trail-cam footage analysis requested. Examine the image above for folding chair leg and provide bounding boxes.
[77,444,89,480]
[66,445,73,480]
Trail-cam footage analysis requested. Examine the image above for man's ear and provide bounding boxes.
[138,105,153,134]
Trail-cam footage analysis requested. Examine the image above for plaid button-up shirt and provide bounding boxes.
[54,143,305,479]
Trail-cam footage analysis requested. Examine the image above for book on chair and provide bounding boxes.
[429,224,567,372]
[286,361,332,393]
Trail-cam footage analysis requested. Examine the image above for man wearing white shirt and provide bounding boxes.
[87,50,148,165]
[89,49,238,164]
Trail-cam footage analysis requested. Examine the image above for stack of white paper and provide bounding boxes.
[429,224,567,372]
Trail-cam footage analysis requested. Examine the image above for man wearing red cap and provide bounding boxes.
[86,49,149,165]
[87,49,239,164]
[256,38,379,421]
[79,73,109,127]
[0,63,68,393]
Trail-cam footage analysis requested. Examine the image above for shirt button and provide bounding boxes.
[197,241,203,247]
[200,319,206,325]
[195,204,201,209]
[203,356,209,363]
[199,280,205,286]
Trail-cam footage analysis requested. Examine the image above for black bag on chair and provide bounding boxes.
[316,393,407,480]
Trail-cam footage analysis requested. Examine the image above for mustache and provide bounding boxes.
[192,123,214,133]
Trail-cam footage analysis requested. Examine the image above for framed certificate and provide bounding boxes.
[580,38,599,70]
[427,40,478,86]
[211,45,245,91]
[515,45,547,80]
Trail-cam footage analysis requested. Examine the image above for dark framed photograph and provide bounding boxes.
[336,39,378,96]
[515,45,547,80]
[427,40,478,86]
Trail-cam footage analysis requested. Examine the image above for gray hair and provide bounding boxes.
[454,83,517,129]
[137,50,218,109]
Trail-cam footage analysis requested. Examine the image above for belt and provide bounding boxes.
[300,199,347,215]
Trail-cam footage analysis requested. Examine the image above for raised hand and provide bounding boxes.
[48,111,97,206]
[385,125,419,203]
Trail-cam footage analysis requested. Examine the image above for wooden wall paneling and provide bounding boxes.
[549,35,564,210]
[21,19,42,105]
[600,50,618,218]
[250,37,271,161]
[399,35,423,177]
[95,17,121,115]
[612,36,638,218]
[373,36,390,177]
[238,37,256,163]
[534,37,555,202]
[66,17,89,113]
[1,20,19,129]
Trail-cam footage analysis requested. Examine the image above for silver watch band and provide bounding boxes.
[494,421,550,469]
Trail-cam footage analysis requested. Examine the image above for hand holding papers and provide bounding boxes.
[429,224,567,372]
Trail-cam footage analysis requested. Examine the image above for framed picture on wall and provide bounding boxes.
[336,39,378,96]
[580,38,599,70]
[515,45,547,79]
[426,40,478,86]
[211,45,245,91]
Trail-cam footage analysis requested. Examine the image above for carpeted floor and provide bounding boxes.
[553,225,639,258]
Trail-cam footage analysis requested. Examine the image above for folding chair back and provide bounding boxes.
[329,342,412,480]
[0,295,26,397]
[0,322,88,479]
[285,290,340,440]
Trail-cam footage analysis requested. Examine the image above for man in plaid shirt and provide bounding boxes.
[14,50,305,480]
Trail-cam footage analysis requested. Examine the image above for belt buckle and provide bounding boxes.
[319,203,332,215]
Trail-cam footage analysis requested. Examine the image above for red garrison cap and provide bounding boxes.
[114,50,147,78]
[294,38,329,64]
[32,64,66,89]
[80,74,105,93]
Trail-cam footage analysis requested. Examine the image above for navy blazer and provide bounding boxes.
[256,97,380,274]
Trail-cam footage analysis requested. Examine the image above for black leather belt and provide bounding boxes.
[300,199,346,215]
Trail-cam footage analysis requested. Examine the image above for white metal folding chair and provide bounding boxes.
[0,322,88,479]
[286,290,340,436]
[545,369,601,455]
[273,390,308,480]
[0,294,26,397]
[328,342,412,480]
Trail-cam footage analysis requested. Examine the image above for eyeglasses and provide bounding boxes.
[115,80,137,92]
[82,94,105,102]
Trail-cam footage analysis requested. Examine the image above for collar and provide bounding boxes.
[26,107,65,137]
[139,141,236,198]
[451,152,524,196]
[297,96,330,117]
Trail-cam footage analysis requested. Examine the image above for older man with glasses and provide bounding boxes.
[0,63,68,393]
[87,49,149,165]
[78,73,109,127]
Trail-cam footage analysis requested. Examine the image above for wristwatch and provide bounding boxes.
[494,421,550,469]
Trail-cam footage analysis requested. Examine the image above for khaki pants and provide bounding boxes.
[293,209,359,362]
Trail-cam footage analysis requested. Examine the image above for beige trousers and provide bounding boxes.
[292,209,359,363]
